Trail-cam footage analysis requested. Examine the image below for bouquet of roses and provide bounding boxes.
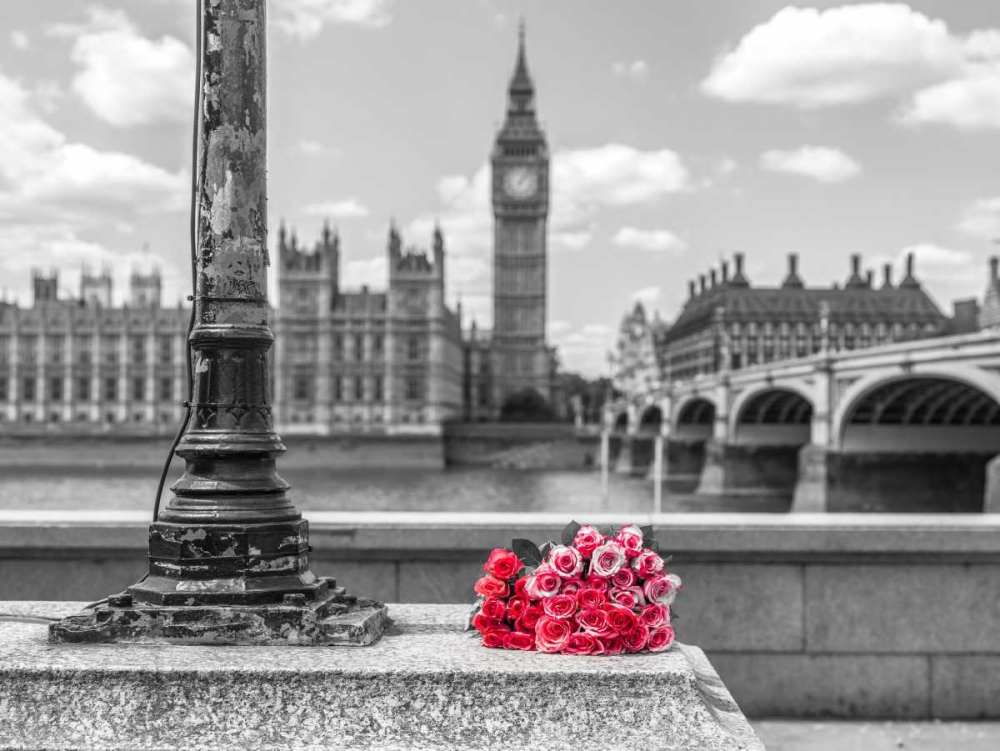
[469,521,682,655]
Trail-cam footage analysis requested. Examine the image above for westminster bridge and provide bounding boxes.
[607,329,1000,512]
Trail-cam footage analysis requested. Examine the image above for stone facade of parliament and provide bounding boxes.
[0,31,556,434]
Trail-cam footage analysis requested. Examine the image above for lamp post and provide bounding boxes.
[49,0,388,645]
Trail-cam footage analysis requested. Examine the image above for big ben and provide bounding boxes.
[491,24,552,407]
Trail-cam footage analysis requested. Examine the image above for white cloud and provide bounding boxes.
[52,8,193,128]
[273,0,394,38]
[759,146,862,184]
[702,4,963,109]
[550,323,617,377]
[297,139,343,157]
[10,31,29,51]
[613,227,686,253]
[612,60,649,81]
[899,64,1000,129]
[302,197,370,218]
[631,286,661,305]
[554,144,689,209]
[955,196,1000,238]
[870,243,979,304]
[342,257,387,289]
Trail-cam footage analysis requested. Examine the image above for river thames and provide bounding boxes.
[0,465,790,514]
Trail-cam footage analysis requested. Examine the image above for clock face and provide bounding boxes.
[503,166,538,199]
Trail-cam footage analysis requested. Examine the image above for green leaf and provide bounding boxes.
[640,524,654,541]
[561,520,582,546]
[465,597,484,632]
[511,538,542,567]
[647,538,661,552]
[539,541,554,561]
[661,554,673,565]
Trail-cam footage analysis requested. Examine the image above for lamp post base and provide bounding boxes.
[48,581,389,646]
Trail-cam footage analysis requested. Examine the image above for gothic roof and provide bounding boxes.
[663,283,947,344]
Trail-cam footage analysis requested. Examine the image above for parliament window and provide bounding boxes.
[407,336,420,361]
[50,377,63,402]
[101,336,119,365]
[354,334,364,361]
[104,377,117,401]
[333,376,342,402]
[77,336,92,364]
[49,336,64,363]
[21,336,37,364]
[159,336,173,363]
[23,377,36,401]
[293,375,310,401]
[0,378,7,402]
[159,377,173,402]
[131,336,146,364]
[373,376,383,402]
[0,336,8,364]
[373,335,383,356]
[75,377,90,402]
[405,377,423,401]
[355,376,365,401]
[132,377,145,401]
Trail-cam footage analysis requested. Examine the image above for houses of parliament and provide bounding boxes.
[0,31,557,434]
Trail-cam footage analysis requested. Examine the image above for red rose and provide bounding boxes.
[632,549,665,579]
[611,567,637,588]
[639,604,670,629]
[560,577,584,596]
[507,596,529,623]
[584,575,609,592]
[482,626,510,648]
[648,626,675,652]
[576,587,606,610]
[601,635,626,655]
[573,525,606,558]
[524,565,561,599]
[484,548,523,580]
[535,615,573,653]
[606,605,639,634]
[562,632,602,655]
[514,576,530,598]
[622,623,650,652]
[481,596,506,621]
[590,542,627,577]
[474,575,509,598]
[577,607,614,638]
[643,573,682,606]
[515,604,543,632]
[613,524,645,559]
[548,545,584,578]
[541,594,577,620]
[503,631,536,651]
[472,612,500,634]
[608,586,645,610]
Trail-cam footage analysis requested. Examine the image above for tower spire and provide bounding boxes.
[508,18,534,111]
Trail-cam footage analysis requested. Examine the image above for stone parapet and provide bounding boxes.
[0,602,763,751]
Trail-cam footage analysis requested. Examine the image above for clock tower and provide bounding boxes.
[491,23,552,407]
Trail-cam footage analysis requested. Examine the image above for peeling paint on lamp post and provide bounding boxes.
[49,0,389,645]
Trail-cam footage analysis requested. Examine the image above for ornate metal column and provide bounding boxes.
[49,0,388,645]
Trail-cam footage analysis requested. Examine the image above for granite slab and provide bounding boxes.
[0,601,764,751]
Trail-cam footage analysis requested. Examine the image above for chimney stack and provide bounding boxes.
[990,256,998,282]
[721,261,729,283]
[845,253,865,288]
[883,263,893,288]
[900,252,919,288]
[688,280,696,298]
[782,252,804,289]
[730,252,749,287]
[710,269,717,288]
[866,270,874,287]
[699,275,707,294]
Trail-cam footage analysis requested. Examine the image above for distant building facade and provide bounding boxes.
[0,269,188,429]
[273,223,463,433]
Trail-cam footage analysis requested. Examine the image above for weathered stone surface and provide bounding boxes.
[1,602,764,751]
[931,656,1000,717]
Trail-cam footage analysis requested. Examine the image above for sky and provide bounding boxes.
[1,1,1000,376]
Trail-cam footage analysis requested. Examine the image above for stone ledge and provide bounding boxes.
[0,602,764,751]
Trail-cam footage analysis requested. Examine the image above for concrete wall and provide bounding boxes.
[699,441,800,494]
[4,511,999,719]
[841,425,1000,453]
[732,424,809,446]
[442,423,599,469]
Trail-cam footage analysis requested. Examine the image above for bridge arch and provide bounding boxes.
[835,370,1000,453]
[638,404,663,435]
[731,385,814,446]
[672,396,716,441]
[612,410,629,434]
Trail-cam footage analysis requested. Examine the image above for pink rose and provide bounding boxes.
[474,575,509,598]
[590,542,627,577]
[480,596,506,621]
[535,615,573,653]
[611,567,637,588]
[601,635,626,655]
[560,577,585,596]
[481,626,510,648]
[542,594,577,620]
[506,596,530,623]
[573,525,606,558]
[647,626,676,652]
[524,564,561,599]
[548,545,584,578]
[584,575,609,592]
[613,524,645,559]
[639,604,670,629]
[622,624,650,652]
[472,612,500,634]
[606,605,639,635]
[484,548,523,580]
[562,632,602,655]
[576,587,606,610]
[577,607,615,638]
[643,573,682,606]
[515,604,543,632]
[503,631,536,651]
[608,586,645,610]
[632,549,665,579]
